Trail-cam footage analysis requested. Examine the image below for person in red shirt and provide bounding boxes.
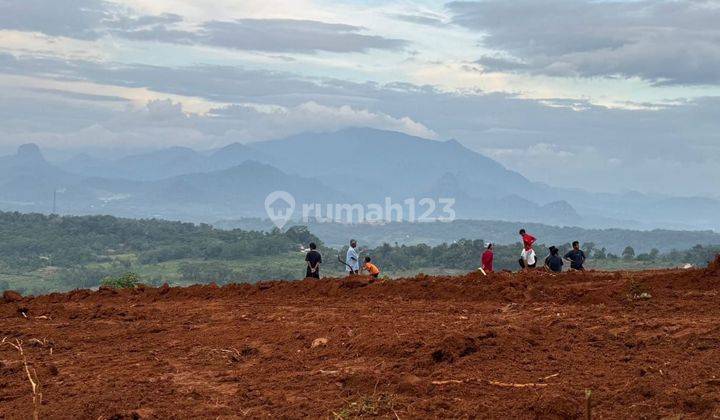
[519,229,536,250]
[481,243,494,273]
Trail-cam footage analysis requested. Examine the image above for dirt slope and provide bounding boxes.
[2,267,720,419]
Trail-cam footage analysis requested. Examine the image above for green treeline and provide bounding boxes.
[0,211,718,295]
[0,211,317,270]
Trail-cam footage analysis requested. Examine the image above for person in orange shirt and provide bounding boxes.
[362,256,381,278]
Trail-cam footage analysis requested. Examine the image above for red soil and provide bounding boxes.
[2,266,720,418]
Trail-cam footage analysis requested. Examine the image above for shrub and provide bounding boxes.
[101,272,140,289]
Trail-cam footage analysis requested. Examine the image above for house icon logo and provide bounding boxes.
[264,191,296,229]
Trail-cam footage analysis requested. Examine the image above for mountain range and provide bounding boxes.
[0,127,718,230]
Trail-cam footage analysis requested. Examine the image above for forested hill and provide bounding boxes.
[0,211,319,270]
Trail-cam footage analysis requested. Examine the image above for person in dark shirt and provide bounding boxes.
[564,241,586,271]
[544,246,564,273]
[305,242,322,278]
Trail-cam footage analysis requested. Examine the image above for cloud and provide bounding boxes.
[210,101,437,140]
[127,18,408,53]
[0,52,320,103]
[0,0,407,54]
[0,93,436,151]
[475,55,528,72]
[390,13,446,27]
[0,0,112,40]
[27,87,129,103]
[0,52,719,196]
[448,0,720,85]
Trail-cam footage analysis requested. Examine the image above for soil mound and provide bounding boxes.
[1,268,720,418]
[2,290,22,303]
[708,254,720,272]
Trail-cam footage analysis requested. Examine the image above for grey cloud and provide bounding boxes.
[449,0,720,85]
[0,53,377,104]
[200,19,406,53]
[390,13,446,27]
[0,0,406,54]
[127,19,408,53]
[117,25,197,45]
[0,0,182,41]
[107,13,183,31]
[27,88,129,103]
[475,56,528,72]
[0,0,112,39]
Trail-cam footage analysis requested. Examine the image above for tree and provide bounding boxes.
[101,272,140,289]
[622,246,636,261]
[584,242,597,257]
[284,226,321,247]
[594,247,607,260]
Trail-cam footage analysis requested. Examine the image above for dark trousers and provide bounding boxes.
[519,259,537,269]
[306,268,320,279]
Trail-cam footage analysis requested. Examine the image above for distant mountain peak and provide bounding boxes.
[427,172,472,199]
[317,127,433,142]
[17,143,45,162]
[213,142,252,154]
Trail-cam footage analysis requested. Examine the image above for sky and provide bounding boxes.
[0,0,719,196]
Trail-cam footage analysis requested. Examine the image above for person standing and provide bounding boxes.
[544,246,564,273]
[346,239,360,275]
[519,229,536,250]
[518,228,537,270]
[519,246,537,270]
[305,242,322,279]
[564,241,587,271]
[481,243,494,273]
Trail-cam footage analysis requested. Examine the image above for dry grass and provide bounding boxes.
[1,337,42,420]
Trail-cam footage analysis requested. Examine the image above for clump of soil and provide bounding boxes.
[530,392,583,419]
[2,290,22,303]
[431,335,478,363]
[708,254,720,272]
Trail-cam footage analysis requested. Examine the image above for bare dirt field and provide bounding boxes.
[2,260,720,419]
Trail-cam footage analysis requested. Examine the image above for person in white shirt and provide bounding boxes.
[519,246,537,270]
[346,239,360,274]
